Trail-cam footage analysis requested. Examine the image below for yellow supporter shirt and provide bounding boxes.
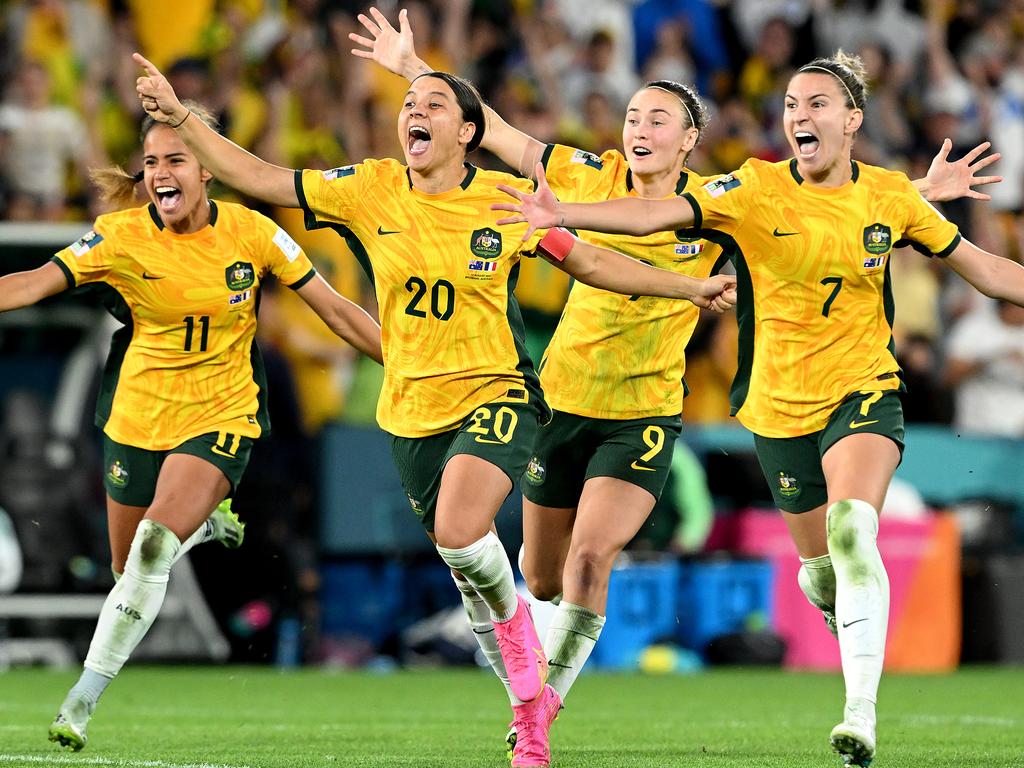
[682,158,961,437]
[538,144,726,419]
[51,201,316,450]
[297,160,547,438]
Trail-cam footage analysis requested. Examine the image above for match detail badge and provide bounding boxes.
[570,149,604,170]
[272,228,302,262]
[225,261,255,291]
[703,174,741,198]
[470,228,502,259]
[863,223,892,255]
[107,460,129,488]
[322,165,356,180]
[777,471,800,499]
[69,230,104,257]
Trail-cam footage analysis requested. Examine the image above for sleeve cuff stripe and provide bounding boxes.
[681,192,702,231]
[50,256,75,288]
[936,232,961,258]
[287,268,317,290]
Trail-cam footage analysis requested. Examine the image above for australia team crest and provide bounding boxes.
[225,261,255,291]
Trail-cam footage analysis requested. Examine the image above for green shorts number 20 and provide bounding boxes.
[390,397,542,531]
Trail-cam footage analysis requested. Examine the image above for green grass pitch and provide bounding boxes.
[1,666,1022,767]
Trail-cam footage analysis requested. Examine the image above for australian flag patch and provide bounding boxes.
[469,260,498,272]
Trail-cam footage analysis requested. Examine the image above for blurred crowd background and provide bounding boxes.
[1,0,1024,667]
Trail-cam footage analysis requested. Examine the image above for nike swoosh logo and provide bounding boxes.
[473,435,506,445]
[630,461,656,472]
[142,273,164,280]
[842,618,869,628]
[547,661,573,669]
[210,447,237,458]
[772,228,799,237]
[377,226,401,235]
[848,419,879,429]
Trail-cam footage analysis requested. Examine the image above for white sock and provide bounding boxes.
[798,553,836,613]
[451,573,520,704]
[827,499,888,722]
[544,601,605,702]
[83,519,181,680]
[174,517,215,563]
[437,532,519,623]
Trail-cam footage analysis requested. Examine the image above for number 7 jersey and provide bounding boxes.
[682,158,960,437]
[51,201,316,450]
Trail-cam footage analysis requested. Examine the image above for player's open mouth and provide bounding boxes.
[408,126,431,156]
[795,131,819,158]
[155,185,182,212]
[632,146,652,158]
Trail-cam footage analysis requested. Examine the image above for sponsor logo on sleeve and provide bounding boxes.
[272,228,302,262]
[703,174,741,198]
[69,230,104,257]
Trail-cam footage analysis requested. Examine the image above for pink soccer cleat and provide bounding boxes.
[510,684,561,767]
[494,595,547,702]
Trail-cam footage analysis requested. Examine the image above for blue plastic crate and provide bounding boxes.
[591,559,681,669]
[676,559,774,653]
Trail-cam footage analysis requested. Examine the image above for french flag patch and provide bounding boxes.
[469,260,498,272]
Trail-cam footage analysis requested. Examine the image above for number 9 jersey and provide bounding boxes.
[51,201,316,450]
[296,160,548,438]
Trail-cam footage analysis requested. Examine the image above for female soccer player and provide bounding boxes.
[133,53,735,768]
[496,51,1024,767]
[0,105,383,752]
[353,10,1003,760]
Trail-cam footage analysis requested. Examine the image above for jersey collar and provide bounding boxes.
[147,200,218,231]
[625,168,690,196]
[405,162,478,191]
[788,158,860,186]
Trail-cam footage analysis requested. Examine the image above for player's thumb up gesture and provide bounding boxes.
[133,53,189,127]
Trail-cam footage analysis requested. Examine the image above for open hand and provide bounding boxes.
[133,53,187,125]
[493,164,562,241]
[349,7,418,79]
[925,138,1002,202]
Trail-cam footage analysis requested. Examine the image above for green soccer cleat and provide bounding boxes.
[830,715,875,767]
[48,695,92,752]
[505,724,517,761]
[210,498,245,549]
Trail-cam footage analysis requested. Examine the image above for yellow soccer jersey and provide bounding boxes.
[683,158,960,437]
[296,160,547,437]
[538,144,725,419]
[51,201,316,450]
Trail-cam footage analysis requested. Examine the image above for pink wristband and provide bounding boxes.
[537,227,576,263]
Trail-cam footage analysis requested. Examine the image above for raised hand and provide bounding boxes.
[349,7,419,79]
[493,164,562,241]
[925,138,1002,202]
[133,53,187,126]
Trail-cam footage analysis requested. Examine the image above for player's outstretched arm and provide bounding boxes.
[295,275,384,364]
[495,164,695,241]
[536,228,736,310]
[349,7,545,177]
[913,139,1002,203]
[945,239,1024,307]
[0,262,68,313]
[133,53,298,208]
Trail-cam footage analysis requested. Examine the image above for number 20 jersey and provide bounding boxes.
[51,201,316,450]
[297,160,546,438]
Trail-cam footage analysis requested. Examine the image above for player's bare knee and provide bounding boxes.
[523,564,562,602]
[568,546,614,596]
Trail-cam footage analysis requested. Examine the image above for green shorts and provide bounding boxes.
[103,431,254,507]
[390,399,542,532]
[521,410,682,508]
[753,390,904,514]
